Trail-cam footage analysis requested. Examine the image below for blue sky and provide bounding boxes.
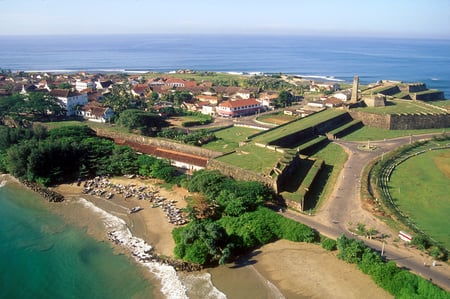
[1,0,449,38]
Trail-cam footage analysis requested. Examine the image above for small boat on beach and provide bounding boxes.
[129,206,143,214]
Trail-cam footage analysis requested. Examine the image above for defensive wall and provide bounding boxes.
[349,111,450,130]
[93,128,223,159]
[206,158,277,191]
[267,112,353,148]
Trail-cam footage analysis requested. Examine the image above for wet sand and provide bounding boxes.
[50,177,391,299]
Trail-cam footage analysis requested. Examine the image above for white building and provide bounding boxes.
[78,102,114,123]
[75,79,94,92]
[50,89,88,116]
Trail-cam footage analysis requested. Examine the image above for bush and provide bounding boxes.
[321,238,337,251]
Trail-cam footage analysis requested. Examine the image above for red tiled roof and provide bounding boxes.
[219,98,260,108]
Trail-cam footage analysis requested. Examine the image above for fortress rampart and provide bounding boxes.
[349,111,450,130]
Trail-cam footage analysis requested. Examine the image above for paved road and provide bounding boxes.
[283,133,450,291]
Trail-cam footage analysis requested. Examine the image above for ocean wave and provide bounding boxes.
[78,198,189,299]
[295,74,345,82]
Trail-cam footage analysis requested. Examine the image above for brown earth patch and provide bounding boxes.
[433,151,450,178]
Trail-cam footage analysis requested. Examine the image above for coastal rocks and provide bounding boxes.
[21,180,64,202]
[82,176,189,225]
[107,229,202,272]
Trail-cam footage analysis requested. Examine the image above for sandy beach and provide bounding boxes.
[50,177,391,299]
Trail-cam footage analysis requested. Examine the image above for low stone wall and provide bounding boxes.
[94,128,223,159]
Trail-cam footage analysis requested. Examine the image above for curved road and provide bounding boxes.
[283,133,450,291]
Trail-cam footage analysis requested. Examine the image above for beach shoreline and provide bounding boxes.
[43,176,391,299]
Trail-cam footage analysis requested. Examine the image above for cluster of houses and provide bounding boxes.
[0,71,357,122]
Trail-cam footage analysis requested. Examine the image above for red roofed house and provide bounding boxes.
[216,98,262,117]
[131,84,152,97]
[165,78,197,88]
[78,102,114,123]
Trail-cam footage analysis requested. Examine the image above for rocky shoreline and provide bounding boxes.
[21,179,65,202]
[21,177,202,273]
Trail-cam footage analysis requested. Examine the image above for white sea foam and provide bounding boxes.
[180,272,227,299]
[78,198,188,299]
[295,74,345,82]
[0,174,8,188]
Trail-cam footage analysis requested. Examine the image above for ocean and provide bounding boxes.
[0,34,449,97]
[0,178,155,299]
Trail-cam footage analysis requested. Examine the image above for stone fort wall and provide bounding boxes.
[93,128,223,158]
[349,111,450,130]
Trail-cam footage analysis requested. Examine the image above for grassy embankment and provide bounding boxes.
[201,126,261,152]
[352,99,446,115]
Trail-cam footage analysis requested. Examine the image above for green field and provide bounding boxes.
[215,143,283,173]
[341,126,448,141]
[388,149,450,249]
[202,126,262,152]
[253,109,345,145]
[353,99,445,115]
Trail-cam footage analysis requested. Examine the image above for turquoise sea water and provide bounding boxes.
[0,181,154,299]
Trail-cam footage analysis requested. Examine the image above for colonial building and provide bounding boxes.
[216,98,262,117]
[50,89,88,116]
[78,102,114,123]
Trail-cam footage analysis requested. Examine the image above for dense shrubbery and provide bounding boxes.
[0,125,178,186]
[321,237,337,251]
[336,235,449,298]
[173,169,316,265]
[116,109,169,136]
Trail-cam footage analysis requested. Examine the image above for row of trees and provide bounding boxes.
[335,235,448,298]
[0,125,178,186]
[172,170,316,265]
[0,92,65,121]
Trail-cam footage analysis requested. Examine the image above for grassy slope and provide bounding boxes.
[388,149,450,249]
[341,126,448,141]
[216,143,283,173]
[253,109,345,144]
[202,126,262,152]
[352,99,445,115]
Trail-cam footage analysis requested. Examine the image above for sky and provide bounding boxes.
[1,0,449,38]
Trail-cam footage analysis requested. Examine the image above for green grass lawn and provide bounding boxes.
[215,143,282,173]
[388,149,450,249]
[341,126,448,141]
[353,99,446,115]
[253,109,345,144]
[202,126,262,152]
